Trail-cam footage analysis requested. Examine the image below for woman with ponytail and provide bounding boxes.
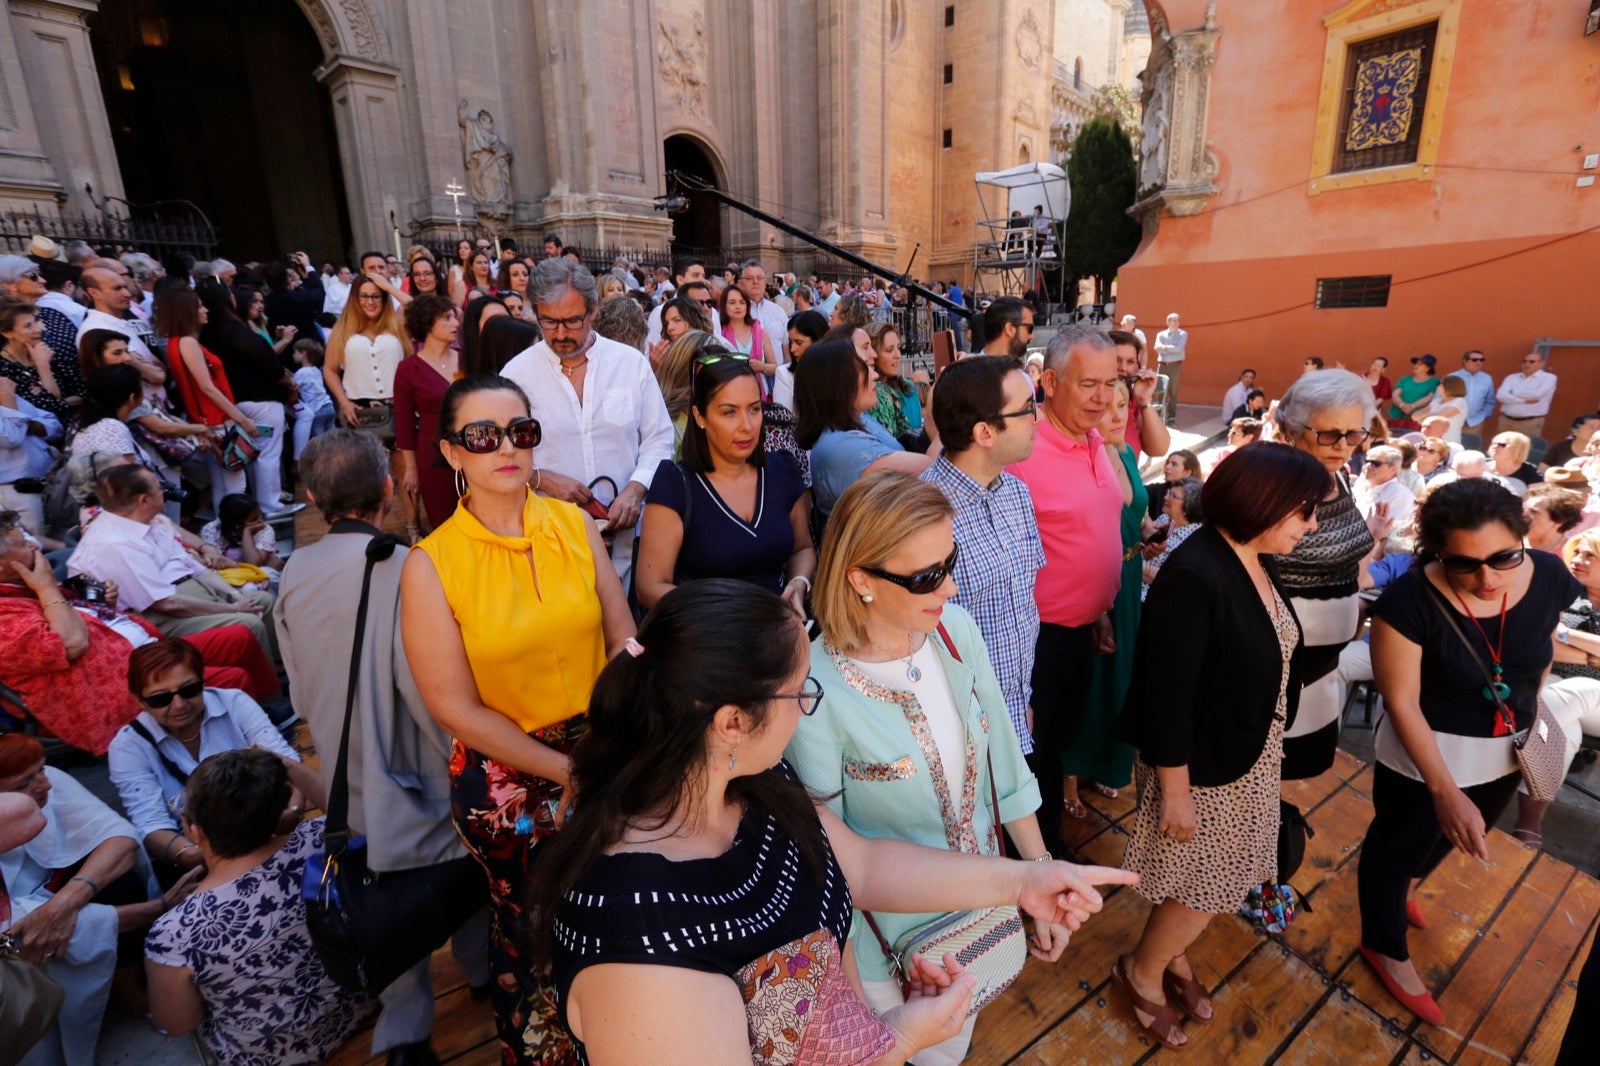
[532,579,1137,1066]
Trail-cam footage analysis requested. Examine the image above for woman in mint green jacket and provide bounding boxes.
[785,471,1059,1066]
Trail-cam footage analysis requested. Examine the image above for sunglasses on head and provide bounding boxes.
[446,417,543,453]
[141,679,204,708]
[863,544,960,596]
[1438,548,1525,575]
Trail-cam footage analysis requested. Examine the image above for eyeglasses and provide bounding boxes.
[357,293,385,302]
[536,312,591,332]
[20,272,42,282]
[1018,321,1036,333]
[862,544,960,595]
[990,399,1038,422]
[1365,459,1391,468]
[445,417,543,453]
[1310,428,1371,447]
[775,676,825,716]
[141,679,204,708]
[1439,548,1525,575]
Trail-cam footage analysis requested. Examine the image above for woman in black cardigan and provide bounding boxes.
[1111,443,1328,1050]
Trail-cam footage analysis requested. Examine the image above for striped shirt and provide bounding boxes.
[921,456,1045,753]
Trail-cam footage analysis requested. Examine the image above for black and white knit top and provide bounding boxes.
[1276,473,1375,601]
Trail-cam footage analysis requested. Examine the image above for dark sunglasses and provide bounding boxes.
[446,417,543,453]
[21,271,42,282]
[140,679,205,708]
[1311,428,1371,447]
[863,544,960,595]
[1438,548,1525,575]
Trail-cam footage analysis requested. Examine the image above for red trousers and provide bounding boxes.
[186,624,280,700]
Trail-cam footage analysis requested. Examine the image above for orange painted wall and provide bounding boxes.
[1119,0,1600,414]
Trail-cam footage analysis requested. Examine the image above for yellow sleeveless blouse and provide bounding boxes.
[417,491,606,732]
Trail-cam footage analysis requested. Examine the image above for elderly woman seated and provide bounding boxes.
[0,509,279,754]
[144,749,374,1066]
[107,639,319,883]
[1142,476,1204,600]
[1,733,196,1066]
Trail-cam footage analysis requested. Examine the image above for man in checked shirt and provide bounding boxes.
[920,355,1048,849]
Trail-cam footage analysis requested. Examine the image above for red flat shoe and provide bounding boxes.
[1405,899,1428,929]
[1359,946,1445,1027]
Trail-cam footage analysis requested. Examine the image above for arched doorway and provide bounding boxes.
[91,0,352,261]
[663,135,724,257]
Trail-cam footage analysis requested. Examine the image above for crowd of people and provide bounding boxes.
[3,230,1597,1066]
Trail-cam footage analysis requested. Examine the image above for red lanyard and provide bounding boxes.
[1450,585,1516,736]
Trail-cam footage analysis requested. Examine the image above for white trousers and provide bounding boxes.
[234,400,286,512]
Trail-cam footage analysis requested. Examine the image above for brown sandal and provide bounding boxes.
[1111,954,1187,1049]
[1163,968,1214,1023]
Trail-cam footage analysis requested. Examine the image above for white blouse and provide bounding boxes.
[846,642,965,796]
[339,332,405,400]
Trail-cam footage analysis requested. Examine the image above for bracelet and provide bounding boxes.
[1029,855,1053,863]
[788,574,813,593]
[38,597,68,609]
[69,875,100,897]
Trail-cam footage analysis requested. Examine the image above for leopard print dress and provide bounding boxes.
[1123,583,1299,914]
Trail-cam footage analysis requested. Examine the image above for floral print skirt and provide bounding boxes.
[450,716,586,1066]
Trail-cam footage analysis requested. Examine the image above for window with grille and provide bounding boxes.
[1315,275,1392,309]
[1333,22,1437,174]
[945,6,955,28]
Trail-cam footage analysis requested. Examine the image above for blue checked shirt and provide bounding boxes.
[922,456,1045,753]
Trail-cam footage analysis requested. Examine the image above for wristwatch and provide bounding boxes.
[1556,623,1571,645]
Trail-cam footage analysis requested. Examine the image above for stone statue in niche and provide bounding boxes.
[659,11,708,118]
[1140,75,1170,191]
[458,100,512,215]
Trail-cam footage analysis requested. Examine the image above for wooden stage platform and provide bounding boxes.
[322,755,1597,1066]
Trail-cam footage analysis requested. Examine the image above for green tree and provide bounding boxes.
[1062,116,1142,302]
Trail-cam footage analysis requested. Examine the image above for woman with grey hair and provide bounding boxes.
[1273,369,1381,778]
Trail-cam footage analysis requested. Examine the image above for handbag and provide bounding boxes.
[0,932,66,1066]
[1423,580,1569,801]
[859,623,1027,1014]
[301,535,489,993]
[219,424,260,471]
[1277,800,1315,882]
[130,419,199,466]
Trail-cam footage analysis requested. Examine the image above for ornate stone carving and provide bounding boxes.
[1130,15,1223,230]
[458,100,513,220]
[1139,71,1171,191]
[292,0,390,63]
[337,0,388,61]
[1015,8,1043,71]
[658,10,708,119]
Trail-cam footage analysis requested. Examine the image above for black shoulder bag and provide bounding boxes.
[301,535,489,993]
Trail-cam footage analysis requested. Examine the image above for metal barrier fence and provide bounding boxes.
[0,205,218,262]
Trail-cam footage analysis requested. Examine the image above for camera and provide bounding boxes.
[159,479,190,505]
[62,575,107,604]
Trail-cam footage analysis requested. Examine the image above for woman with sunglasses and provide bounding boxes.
[534,579,1134,1066]
[636,352,813,615]
[1273,369,1379,779]
[787,472,1058,1064]
[1113,443,1323,1049]
[401,374,634,1066]
[1486,431,1540,499]
[1358,479,1580,1026]
[106,638,317,884]
[1414,435,1452,483]
[394,295,463,535]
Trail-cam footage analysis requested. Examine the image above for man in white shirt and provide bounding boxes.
[78,266,156,363]
[1496,351,1559,439]
[645,256,720,347]
[1353,444,1416,528]
[738,259,790,368]
[1222,368,1257,416]
[322,264,354,320]
[1153,312,1189,420]
[815,277,841,320]
[501,258,675,582]
[68,465,276,656]
[1118,314,1147,351]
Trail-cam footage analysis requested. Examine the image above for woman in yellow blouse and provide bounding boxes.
[401,373,634,1066]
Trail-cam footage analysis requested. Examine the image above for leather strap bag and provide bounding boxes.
[858,623,1027,1013]
[0,932,65,1066]
[1423,579,1568,801]
[301,535,489,992]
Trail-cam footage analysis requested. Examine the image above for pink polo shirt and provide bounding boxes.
[1008,420,1124,628]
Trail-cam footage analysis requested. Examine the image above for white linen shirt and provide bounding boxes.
[500,332,676,493]
[81,307,154,363]
[1496,369,1558,418]
[1354,475,1416,528]
[1222,380,1250,415]
[107,688,300,840]
[68,510,208,612]
[1154,326,1188,363]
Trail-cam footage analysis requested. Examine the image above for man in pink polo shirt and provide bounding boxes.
[1009,324,1125,853]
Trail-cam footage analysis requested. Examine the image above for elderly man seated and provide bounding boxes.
[66,464,276,659]
[1,733,197,1066]
[1353,443,1417,528]
[1,508,278,754]
[107,638,317,884]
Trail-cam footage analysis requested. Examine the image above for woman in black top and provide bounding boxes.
[1113,443,1324,1050]
[1359,479,1581,1027]
[532,580,1135,1066]
[197,280,296,515]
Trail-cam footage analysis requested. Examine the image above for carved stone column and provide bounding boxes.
[814,0,896,263]
[1129,7,1221,231]
[5,0,124,213]
[0,2,66,208]
[316,55,408,254]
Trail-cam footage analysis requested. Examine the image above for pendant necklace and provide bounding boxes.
[1449,583,1515,724]
[559,355,588,378]
[901,633,922,683]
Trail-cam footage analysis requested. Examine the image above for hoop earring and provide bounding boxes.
[453,469,467,498]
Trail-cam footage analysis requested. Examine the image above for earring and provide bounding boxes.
[861,593,874,604]
[453,468,467,498]
[728,738,741,772]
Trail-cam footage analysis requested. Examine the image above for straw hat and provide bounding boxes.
[1544,466,1589,491]
[27,235,60,260]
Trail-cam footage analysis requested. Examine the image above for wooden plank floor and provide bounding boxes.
[318,749,1596,1065]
